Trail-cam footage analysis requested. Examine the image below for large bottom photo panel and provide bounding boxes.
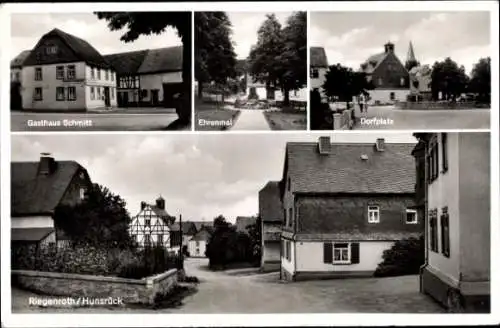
[10,132,490,314]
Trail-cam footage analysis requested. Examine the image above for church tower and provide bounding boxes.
[405,41,419,71]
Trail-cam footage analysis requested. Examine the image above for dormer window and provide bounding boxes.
[45,45,58,55]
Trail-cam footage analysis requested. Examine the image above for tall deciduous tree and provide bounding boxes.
[248,14,284,100]
[95,12,192,128]
[469,57,491,104]
[54,183,135,248]
[430,57,469,101]
[195,12,237,99]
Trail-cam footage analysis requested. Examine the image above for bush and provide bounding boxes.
[374,236,425,277]
[310,89,333,130]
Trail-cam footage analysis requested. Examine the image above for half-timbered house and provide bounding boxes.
[129,197,176,248]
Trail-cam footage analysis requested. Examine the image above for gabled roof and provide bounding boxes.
[170,221,197,234]
[11,227,55,242]
[11,50,31,68]
[137,46,182,74]
[361,52,387,73]
[190,221,214,232]
[103,50,149,75]
[11,161,85,216]
[190,226,213,241]
[23,28,111,68]
[235,216,257,233]
[259,181,283,223]
[310,47,328,68]
[284,141,416,194]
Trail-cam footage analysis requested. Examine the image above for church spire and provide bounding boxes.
[407,41,416,63]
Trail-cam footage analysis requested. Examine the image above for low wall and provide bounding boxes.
[12,269,178,305]
[396,101,488,110]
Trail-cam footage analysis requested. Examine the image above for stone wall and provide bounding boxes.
[396,101,486,110]
[12,269,178,305]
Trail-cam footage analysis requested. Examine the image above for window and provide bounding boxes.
[157,234,163,245]
[79,188,86,200]
[145,218,151,228]
[400,77,405,86]
[428,138,439,183]
[195,241,200,247]
[144,235,151,245]
[441,133,448,172]
[333,243,350,264]
[97,87,102,99]
[111,87,115,100]
[390,92,395,100]
[97,69,101,80]
[45,45,58,55]
[286,240,291,261]
[35,67,42,81]
[15,72,20,80]
[91,68,95,80]
[429,209,438,252]
[56,87,65,101]
[141,89,148,99]
[368,206,380,223]
[406,209,418,224]
[34,87,43,101]
[67,87,76,101]
[111,72,114,81]
[311,68,319,78]
[67,65,76,80]
[287,177,291,191]
[105,70,109,80]
[288,208,292,227]
[90,87,95,100]
[441,207,450,257]
[56,66,64,80]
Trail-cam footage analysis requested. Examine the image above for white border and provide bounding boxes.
[2,1,500,327]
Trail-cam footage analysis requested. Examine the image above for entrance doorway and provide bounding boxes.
[151,89,159,106]
[104,87,110,107]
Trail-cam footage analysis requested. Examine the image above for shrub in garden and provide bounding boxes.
[374,236,425,277]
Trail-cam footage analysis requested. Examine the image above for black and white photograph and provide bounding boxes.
[194,11,307,131]
[309,11,491,130]
[10,132,490,314]
[10,12,192,131]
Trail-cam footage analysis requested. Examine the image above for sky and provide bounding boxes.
[227,12,293,60]
[309,11,491,76]
[12,133,416,223]
[10,13,182,59]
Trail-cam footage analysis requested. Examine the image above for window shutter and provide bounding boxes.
[323,242,333,263]
[351,242,360,264]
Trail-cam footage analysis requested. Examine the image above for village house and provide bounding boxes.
[235,216,257,235]
[104,46,183,108]
[129,197,176,249]
[360,42,411,104]
[11,153,92,249]
[309,46,328,98]
[170,221,197,253]
[10,50,31,109]
[19,28,117,111]
[259,181,284,272]
[280,136,422,281]
[414,133,490,312]
[187,226,214,258]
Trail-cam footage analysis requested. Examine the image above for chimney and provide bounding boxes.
[140,201,147,210]
[38,153,56,175]
[384,42,395,53]
[375,138,385,152]
[318,136,331,155]
[156,196,165,210]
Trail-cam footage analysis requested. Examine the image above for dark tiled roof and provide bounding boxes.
[259,181,283,223]
[361,52,387,73]
[170,221,197,235]
[11,161,83,216]
[235,216,257,233]
[310,47,328,67]
[190,221,214,232]
[103,50,149,75]
[11,50,31,68]
[11,227,55,242]
[137,46,183,74]
[285,141,416,194]
[24,28,110,68]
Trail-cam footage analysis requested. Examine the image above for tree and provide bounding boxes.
[310,89,333,130]
[405,59,420,72]
[430,57,469,101]
[195,12,237,99]
[248,14,284,100]
[95,12,192,128]
[279,11,307,106]
[374,236,425,277]
[246,217,262,264]
[468,57,491,104]
[53,183,135,248]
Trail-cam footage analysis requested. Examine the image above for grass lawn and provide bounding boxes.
[195,102,240,131]
[264,111,307,130]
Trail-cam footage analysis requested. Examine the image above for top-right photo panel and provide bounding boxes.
[309,11,491,131]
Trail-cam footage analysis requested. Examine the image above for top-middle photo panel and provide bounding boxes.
[194,11,307,131]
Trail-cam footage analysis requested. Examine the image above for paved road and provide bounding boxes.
[11,112,179,131]
[11,258,445,314]
[230,110,271,131]
[354,105,490,130]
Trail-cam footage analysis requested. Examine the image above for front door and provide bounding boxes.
[104,87,110,106]
[151,89,159,106]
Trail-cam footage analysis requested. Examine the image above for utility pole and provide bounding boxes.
[179,214,183,269]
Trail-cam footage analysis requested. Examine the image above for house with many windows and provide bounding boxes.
[309,47,328,98]
[129,197,176,248]
[19,28,117,111]
[360,42,411,104]
[104,46,183,108]
[279,136,422,281]
[11,153,92,249]
[259,181,284,272]
[414,133,490,312]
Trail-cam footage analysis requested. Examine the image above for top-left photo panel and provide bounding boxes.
[10,12,192,132]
